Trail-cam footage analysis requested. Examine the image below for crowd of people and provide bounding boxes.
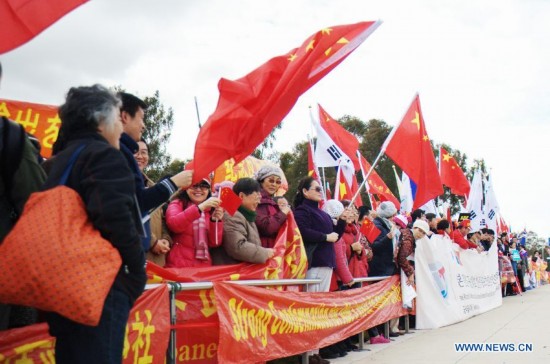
[1,73,548,363]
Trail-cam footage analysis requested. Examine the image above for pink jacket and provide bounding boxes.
[333,238,354,285]
[165,199,223,268]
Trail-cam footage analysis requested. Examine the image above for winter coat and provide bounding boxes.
[294,199,345,269]
[119,133,177,252]
[0,118,46,242]
[369,217,398,277]
[333,237,354,284]
[255,189,287,248]
[396,228,416,278]
[343,223,368,278]
[42,133,146,303]
[165,199,223,268]
[212,210,271,265]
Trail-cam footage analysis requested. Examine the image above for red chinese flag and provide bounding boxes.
[219,187,241,216]
[192,21,381,182]
[359,155,400,209]
[336,168,363,207]
[382,95,443,209]
[307,141,320,181]
[318,104,360,170]
[0,0,88,54]
[360,218,381,243]
[439,146,470,196]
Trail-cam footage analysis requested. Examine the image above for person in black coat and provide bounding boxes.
[44,85,146,364]
[369,201,399,277]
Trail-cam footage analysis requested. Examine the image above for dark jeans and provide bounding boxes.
[48,287,132,364]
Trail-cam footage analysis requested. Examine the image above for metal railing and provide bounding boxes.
[145,275,409,364]
[146,278,322,364]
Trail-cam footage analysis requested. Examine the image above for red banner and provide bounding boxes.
[123,284,170,363]
[214,275,407,364]
[0,285,170,363]
[0,99,60,158]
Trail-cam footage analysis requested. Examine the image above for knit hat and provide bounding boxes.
[254,164,283,182]
[322,199,344,220]
[213,180,235,196]
[413,219,431,235]
[376,201,397,218]
[393,214,408,229]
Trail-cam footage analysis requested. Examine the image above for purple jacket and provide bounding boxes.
[255,189,287,248]
[294,199,345,269]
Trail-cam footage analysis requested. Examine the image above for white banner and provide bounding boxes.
[415,234,502,329]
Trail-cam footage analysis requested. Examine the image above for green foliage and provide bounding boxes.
[358,118,397,207]
[252,123,283,162]
[142,91,175,181]
[278,115,475,215]
[280,142,309,203]
[161,158,188,179]
[339,115,368,141]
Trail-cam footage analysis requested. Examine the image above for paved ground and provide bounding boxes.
[329,284,550,364]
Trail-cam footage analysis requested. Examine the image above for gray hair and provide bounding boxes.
[52,85,121,154]
[59,84,121,136]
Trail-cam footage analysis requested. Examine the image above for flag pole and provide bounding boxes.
[321,167,327,200]
[357,150,374,208]
[309,105,328,200]
[194,96,202,129]
[349,148,385,207]
[349,94,417,207]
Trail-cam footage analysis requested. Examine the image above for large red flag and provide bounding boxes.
[318,104,360,170]
[0,0,88,54]
[192,21,381,182]
[359,154,400,209]
[439,146,470,196]
[382,95,442,209]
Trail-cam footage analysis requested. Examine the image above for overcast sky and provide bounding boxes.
[1,0,549,239]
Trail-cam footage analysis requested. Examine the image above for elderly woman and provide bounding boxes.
[213,178,275,265]
[43,85,146,363]
[164,177,224,268]
[254,165,290,248]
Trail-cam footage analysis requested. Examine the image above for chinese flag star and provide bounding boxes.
[439,146,470,196]
[219,187,242,216]
[192,20,381,183]
[382,94,443,209]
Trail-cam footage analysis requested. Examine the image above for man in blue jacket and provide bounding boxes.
[118,92,192,252]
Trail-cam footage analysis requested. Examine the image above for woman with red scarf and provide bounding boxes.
[165,178,224,267]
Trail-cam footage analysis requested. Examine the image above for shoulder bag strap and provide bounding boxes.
[58,144,87,186]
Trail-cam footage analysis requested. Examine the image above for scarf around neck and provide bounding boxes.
[238,206,257,222]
